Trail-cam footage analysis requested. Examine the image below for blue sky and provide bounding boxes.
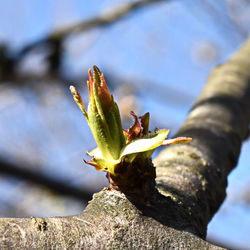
[0,0,249,248]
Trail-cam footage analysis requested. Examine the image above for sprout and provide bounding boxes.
[70,66,192,178]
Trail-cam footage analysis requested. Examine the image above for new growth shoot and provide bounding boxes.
[70,66,192,195]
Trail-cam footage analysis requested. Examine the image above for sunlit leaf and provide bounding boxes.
[120,129,169,158]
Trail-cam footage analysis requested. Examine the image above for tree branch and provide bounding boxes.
[0,0,167,82]
[49,0,167,38]
[0,159,92,201]
[19,0,166,57]
[155,38,250,235]
[1,38,250,249]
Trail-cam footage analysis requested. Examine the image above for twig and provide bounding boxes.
[0,159,93,201]
[19,0,166,57]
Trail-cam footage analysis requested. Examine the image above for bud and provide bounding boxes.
[70,66,192,177]
[86,66,125,160]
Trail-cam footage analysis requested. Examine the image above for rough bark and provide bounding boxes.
[1,39,250,249]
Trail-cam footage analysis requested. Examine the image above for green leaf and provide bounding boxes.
[87,147,102,158]
[120,129,169,158]
[92,158,120,175]
[88,109,114,160]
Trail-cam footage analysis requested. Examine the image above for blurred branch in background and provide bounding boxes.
[0,159,92,201]
[0,0,167,83]
[184,0,247,44]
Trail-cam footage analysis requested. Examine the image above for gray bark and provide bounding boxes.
[1,39,250,249]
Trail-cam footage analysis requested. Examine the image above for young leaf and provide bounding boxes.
[120,129,169,158]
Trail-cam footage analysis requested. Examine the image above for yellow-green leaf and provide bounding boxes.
[120,129,169,158]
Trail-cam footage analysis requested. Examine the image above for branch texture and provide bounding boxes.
[155,38,250,235]
[2,39,250,249]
